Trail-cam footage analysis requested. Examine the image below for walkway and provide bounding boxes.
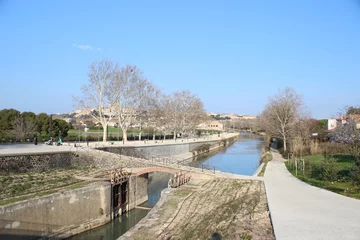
[0,133,237,155]
[264,151,360,240]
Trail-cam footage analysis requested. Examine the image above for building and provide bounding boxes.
[327,115,360,131]
[197,120,224,132]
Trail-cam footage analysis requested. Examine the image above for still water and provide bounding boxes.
[67,133,264,240]
[193,132,265,175]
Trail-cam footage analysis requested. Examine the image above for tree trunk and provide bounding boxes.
[283,135,287,151]
[103,125,107,142]
[153,133,156,140]
[173,132,176,139]
[138,126,142,140]
[122,130,128,143]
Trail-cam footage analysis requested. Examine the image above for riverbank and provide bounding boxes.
[121,178,274,240]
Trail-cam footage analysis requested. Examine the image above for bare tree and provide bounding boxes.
[111,65,157,142]
[12,116,36,141]
[159,90,205,139]
[260,87,305,151]
[74,60,117,142]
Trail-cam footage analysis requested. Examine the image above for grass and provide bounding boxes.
[303,154,354,169]
[258,151,273,177]
[286,154,360,199]
[173,189,194,197]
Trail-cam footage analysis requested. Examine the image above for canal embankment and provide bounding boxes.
[0,133,241,239]
[120,178,274,240]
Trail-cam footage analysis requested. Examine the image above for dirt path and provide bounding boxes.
[121,178,274,240]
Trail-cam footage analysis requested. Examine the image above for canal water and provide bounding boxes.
[67,132,264,240]
[193,132,265,175]
[67,172,172,240]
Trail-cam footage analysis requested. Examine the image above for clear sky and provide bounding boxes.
[1,0,360,119]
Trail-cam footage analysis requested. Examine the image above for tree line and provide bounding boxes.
[74,60,206,142]
[0,109,70,142]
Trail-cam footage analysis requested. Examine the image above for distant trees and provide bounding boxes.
[74,60,206,142]
[260,87,306,151]
[0,109,71,142]
[346,106,360,115]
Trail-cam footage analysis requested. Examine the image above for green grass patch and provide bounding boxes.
[286,156,360,200]
[304,155,354,169]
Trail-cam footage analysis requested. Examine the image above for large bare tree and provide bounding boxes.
[74,60,117,142]
[260,87,305,151]
[111,65,157,142]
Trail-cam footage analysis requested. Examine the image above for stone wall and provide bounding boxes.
[0,150,156,173]
[0,151,73,173]
[0,182,111,239]
[71,151,156,169]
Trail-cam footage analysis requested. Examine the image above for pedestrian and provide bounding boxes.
[34,135,38,145]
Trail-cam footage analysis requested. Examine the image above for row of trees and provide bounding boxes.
[0,109,70,142]
[74,60,206,142]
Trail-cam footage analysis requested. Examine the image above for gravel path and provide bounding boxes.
[264,151,360,240]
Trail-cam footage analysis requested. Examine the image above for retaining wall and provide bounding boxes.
[98,140,221,159]
[0,182,111,239]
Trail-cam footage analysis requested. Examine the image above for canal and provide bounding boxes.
[193,132,265,175]
[67,132,264,240]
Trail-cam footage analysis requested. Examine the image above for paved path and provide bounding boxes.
[264,151,360,240]
[0,133,237,155]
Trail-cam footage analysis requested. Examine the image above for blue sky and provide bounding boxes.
[1,0,360,119]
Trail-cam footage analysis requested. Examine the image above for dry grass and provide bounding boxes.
[124,178,274,240]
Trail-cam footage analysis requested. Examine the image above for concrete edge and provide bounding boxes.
[263,174,278,240]
[0,150,72,157]
[252,162,264,177]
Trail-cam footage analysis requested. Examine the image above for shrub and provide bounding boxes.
[319,157,338,182]
[351,167,360,188]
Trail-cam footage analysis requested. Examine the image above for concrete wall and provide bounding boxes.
[98,140,220,159]
[0,182,111,239]
[127,175,148,211]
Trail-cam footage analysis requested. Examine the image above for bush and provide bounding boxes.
[351,167,360,188]
[319,158,338,182]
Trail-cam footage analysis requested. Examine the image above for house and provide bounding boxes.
[327,115,360,131]
[197,120,224,132]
